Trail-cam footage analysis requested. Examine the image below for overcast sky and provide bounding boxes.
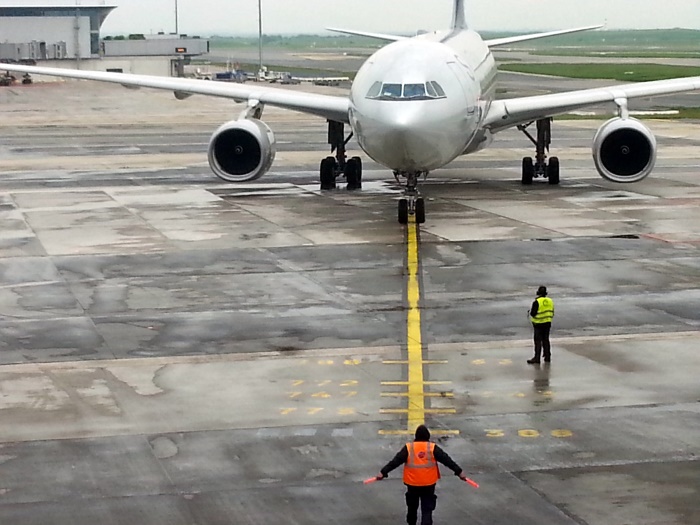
[25,1,700,35]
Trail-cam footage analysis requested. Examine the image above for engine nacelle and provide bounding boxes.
[592,117,657,183]
[207,119,276,182]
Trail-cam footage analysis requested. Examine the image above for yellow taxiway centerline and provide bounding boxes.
[406,215,425,431]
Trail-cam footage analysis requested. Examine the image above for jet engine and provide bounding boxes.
[592,117,657,183]
[207,119,276,182]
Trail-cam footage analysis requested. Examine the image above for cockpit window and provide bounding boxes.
[366,81,447,101]
[381,83,403,98]
[366,81,382,98]
[403,84,426,98]
[429,81,446,97]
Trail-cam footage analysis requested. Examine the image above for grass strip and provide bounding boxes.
[499,63,700,82]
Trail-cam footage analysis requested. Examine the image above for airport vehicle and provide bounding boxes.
[4,0,700,224]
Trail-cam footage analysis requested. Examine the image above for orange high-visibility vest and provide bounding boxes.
[403,442,440,486]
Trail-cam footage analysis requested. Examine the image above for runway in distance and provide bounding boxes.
[4,0,700,224]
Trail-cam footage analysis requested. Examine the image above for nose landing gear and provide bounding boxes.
[396,171,426,225]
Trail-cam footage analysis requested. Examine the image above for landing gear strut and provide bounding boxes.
[320,120,362,190]
[395,171,426,225]
[518,118,560,185]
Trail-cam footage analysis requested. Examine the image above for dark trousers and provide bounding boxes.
[405,484,437,525]
[533,322,552,361]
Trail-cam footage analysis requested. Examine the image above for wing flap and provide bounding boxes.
[1,64,350,123]
[484,76,700,131]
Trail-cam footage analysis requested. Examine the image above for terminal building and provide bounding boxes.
[0,3,209,76]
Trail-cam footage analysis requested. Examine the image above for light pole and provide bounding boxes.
[258,0,263,75]
[175,0,179,35]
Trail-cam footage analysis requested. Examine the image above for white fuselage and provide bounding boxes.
[349,30,498,173]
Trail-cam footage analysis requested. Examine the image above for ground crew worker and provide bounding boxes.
[528,285,555,364]
[376,425,468,525]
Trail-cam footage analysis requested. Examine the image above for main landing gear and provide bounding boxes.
[518,118,560,186]
[395,171,426,225]
[319,120,363,191]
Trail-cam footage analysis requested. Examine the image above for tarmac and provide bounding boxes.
[0,80,699,525]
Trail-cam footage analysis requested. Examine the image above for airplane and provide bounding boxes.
[3,0,700,224]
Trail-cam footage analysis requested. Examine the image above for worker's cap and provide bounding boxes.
[537,286,547,297]
[415,425,430,441]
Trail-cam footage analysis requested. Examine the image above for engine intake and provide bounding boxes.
[208,119,276,182]
[592,117,656,183]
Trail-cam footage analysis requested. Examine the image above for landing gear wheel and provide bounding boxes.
[320,156,337,190]
[398,199,409,225]
[521,157,534,185]
[547,157,560,185]
[415,198,426,224]
[345,156,362,190]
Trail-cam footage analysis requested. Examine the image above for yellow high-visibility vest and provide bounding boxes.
[531,297,554,324]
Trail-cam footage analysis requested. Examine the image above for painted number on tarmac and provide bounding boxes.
[485,429,573,438]
[471,359,513,366]
[282,380,361,416]
[280,407,356,416]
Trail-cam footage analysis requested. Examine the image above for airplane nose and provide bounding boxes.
[362,107,448,171]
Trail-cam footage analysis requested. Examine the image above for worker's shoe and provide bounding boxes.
[527,358,540,364]
[544,358,551,363]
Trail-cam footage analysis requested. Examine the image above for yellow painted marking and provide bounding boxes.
[542,391,554,397]
[499,359,513,365]
[292,380,304,387]
[382,360,448,365]
[340,380,359,387]
[379,429,460,436]
[317,380,331,387]
[288,392,303,399]
[551,429,574,438]
[405,216,426,431]
[381,392,454,398]
[280,408,297,415]
[381,408,456,415]
[381,381,451,386]
[485,429,505,438]
[481,391,494,398]
[513,392,526,398]
[472,359,486,365]
[338,408,356,415]
[311,391,331,399]
[307,407,324,415]
[343,391,358,398]
[318,360,334,365]
[518,429,540,438]
[344,359,361,365]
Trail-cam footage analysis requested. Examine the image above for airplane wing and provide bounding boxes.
[485,25,603,48]
[483,76,700,132]
[326,27,406,42]
[0,63,351,123]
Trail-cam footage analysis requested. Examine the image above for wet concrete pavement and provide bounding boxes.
[0,82,699,524]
